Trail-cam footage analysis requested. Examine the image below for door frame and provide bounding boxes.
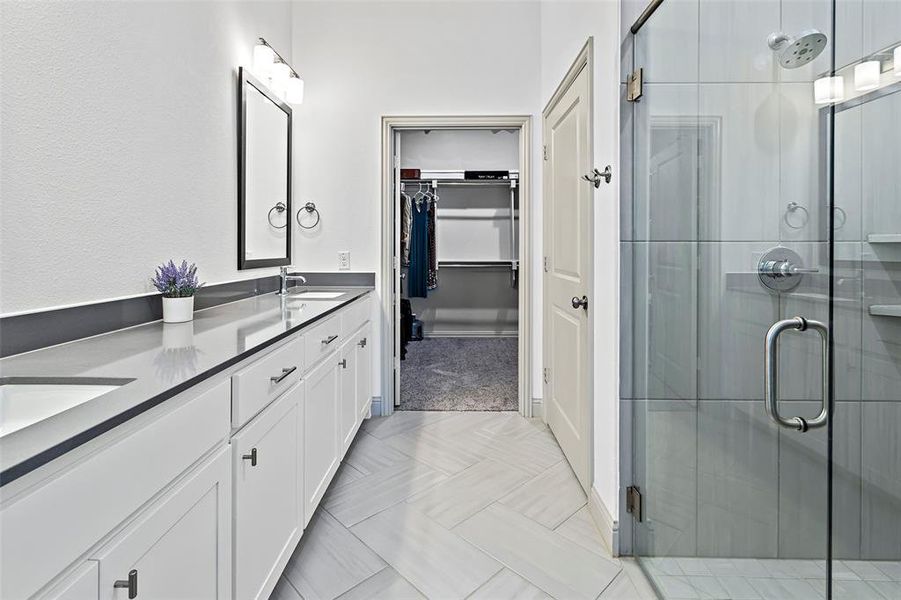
[379,115,533,417]
[542,39,595,486]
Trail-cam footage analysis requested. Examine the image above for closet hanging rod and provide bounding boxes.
[438,260,513,268]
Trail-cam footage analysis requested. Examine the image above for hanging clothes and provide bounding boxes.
[400,193,412,266]
[427,195,438,290]
[407,198,430,298]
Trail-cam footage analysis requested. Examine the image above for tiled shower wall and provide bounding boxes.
[619,0,901,560]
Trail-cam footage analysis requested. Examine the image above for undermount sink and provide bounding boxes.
[289,290,344,299]
[0,377,133,437]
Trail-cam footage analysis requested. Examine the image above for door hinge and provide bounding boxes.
[627,68,643,102]
[543,256,549,272]
[543,367,549,384]
[543,145,548,161]
[626,485,643,522]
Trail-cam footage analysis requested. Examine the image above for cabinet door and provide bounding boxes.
[92,446,231,600]
[355,324,372,420]
[338,340,358,454]
[303,353,340,524]
[41,562,98,600]
[232,384,302,600]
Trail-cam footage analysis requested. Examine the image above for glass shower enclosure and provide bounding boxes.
[621,0,901,597]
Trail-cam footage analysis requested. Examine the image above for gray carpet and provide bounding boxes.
[399,337,518,411]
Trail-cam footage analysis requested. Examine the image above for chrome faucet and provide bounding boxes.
[278,266,307,295]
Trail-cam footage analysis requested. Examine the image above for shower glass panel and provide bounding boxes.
[623,0,901,597]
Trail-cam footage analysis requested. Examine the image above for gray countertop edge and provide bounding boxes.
[0,288,372,487]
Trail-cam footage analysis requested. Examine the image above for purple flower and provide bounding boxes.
[151,259,203,298]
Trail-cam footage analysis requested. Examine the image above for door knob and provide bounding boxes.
[242,447,258,466]
[582,166,612,188]
[571,295,588,310]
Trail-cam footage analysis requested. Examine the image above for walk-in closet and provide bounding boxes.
[396,129,520,411]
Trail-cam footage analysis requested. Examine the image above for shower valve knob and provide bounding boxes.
[758,247,818,292]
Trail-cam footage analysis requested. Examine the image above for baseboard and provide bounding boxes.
[423,330,518,338]
[530,397,543,419]
[369,396,382,417]
[588,486,620,557]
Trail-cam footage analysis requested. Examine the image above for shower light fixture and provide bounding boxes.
[895,46,901,77]
[854,60,881,91]
[814,76,844,104]
[251,38,304,105]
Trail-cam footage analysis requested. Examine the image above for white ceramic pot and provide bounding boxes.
[162,296,194,323]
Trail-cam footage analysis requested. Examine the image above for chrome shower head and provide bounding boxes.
[768,29,828,69]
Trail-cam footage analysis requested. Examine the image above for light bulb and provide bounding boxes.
[854,60,880,91]
[269,76,287,100]
[814,76,844,104]
[894,46,900,77]
[271,61,292,86]
[252,43,276,77]
[286,76,305,104]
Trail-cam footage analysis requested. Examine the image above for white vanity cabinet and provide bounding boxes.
[2,292,373,600]
[302,351,341,525]
[91,446,232,600]
[232,382,303,600]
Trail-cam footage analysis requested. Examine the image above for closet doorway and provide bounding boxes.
[380,116,532,417]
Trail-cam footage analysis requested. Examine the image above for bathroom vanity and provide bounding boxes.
[0,288,373,600]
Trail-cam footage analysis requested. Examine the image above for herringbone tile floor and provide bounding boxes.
[269,411,657,600]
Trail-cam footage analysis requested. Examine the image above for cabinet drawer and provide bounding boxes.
[0,380,230,600]
[232,383,303,600]
[232,335,304,427]
[341,295,371,338]
[304,315,341,368]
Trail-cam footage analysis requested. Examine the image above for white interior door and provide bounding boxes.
[543,63,593,491]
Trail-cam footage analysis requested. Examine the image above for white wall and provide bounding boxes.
[539,0,622,521]
[289,1,542,395]
[0,0,293,314]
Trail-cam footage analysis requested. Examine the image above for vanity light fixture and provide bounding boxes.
[285,75,305,104]
[894,46,900,76]
[814,75,844,104]
[854,60,881,91]
[252,38,304,105]
[252,43,276,77]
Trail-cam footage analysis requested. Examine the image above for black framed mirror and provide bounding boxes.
[238,66,292,269]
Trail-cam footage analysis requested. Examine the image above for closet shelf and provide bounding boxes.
[868,234,901,244]
[437,208,518,219]
[402,178,517,188]
[869,305,901,317]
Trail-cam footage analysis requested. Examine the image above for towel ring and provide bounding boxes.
[297,202,321,229]
[784,202,809,230]
[833,206,847,230]
[268,202,288,229]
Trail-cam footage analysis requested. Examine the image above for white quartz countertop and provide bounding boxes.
[0,287,372,485]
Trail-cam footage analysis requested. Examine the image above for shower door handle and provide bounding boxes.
[764,316,829,432]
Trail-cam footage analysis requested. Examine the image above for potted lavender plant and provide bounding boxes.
[151,260,202,323]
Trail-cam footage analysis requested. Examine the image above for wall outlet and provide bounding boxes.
[338,251,351,270]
